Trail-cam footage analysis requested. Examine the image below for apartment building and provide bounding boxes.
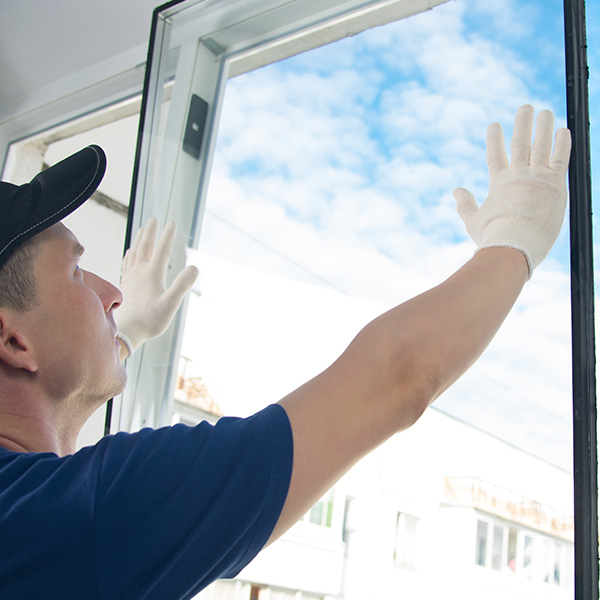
[173,369,574,600]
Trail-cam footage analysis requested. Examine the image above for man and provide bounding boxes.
[0,105,571,598]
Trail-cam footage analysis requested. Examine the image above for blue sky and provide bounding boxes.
[206,0,574,275]
[183,0,600,472]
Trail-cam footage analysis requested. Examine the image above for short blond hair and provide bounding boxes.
[0,237,40,311]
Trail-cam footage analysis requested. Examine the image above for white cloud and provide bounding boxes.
[192,0,573,468]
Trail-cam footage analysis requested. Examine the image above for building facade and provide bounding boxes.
[172,382,574,600]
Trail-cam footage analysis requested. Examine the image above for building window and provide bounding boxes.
[542,539,570,586]
[303,490,334,528]
[475,520,488,566]
[394,512,419,569]
[507,527,518,572]
[491,524,504,571]
[474,517,572,587]
[250,585,263,600]
[523,535,535,579]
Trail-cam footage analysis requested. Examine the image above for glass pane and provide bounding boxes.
[395,513,418,568]
[140,0,575,597]
[492,525,504,571]
[475,520,488,567]
[554,542,562,585]
[507,528,518,573]
[542,539,553,583]
[182,0,573,464]
[309,502,323,526]
[523,535,535,578]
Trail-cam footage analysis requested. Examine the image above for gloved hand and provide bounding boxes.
[115,217,199,357]
[453,104,571,280]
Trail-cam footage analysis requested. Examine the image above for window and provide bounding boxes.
[475,520,488,567]
[474,517,572,587]
[553,542,563,586]
[303,489,334,528]
[542,540,574,588]
[476,520,521,573]
[341,496,354,543]
[523,535,535,579]
[491,524,504,571]
[507,527,518,572]
[394,512,419,569]
[128,0,586,597]
[542,539,565,585]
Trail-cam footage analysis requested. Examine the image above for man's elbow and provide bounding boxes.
[386,360,440,433]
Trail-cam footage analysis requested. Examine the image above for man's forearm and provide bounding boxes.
[354,246,528,429]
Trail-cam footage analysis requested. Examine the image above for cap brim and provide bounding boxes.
[0,145,106,267]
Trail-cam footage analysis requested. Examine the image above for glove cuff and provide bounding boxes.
[117,332,134,358]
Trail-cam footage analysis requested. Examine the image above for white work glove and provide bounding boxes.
[115,217,199,357]
[453,104,572,280]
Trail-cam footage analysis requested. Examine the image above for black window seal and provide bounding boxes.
[564,1,598,598]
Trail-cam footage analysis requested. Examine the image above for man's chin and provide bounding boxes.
[115,370,128,395]
[105,369,127,401]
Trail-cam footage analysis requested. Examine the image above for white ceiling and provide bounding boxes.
[0,0,443,144]
[0,0,158,109]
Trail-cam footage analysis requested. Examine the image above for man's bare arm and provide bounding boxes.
[269,105,571,543]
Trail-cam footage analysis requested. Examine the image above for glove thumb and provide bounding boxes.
[453,187,479,225]
[164,265,200,307]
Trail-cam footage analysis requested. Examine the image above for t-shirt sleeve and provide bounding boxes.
[94,403,293,600]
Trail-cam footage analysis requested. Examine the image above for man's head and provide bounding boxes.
[0,146,126,411]
[0,147,107,315]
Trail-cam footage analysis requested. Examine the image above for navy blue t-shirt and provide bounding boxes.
[0,403,293,600]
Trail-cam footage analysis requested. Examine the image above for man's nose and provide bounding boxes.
[82,270,123,312]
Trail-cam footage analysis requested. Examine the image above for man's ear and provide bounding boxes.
[0,317,38,373]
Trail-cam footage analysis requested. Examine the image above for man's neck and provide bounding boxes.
[0,413,68,455]
[0,435,32,453]
[0,380,82,456]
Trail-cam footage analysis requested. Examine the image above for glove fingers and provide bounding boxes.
[530,110,554,167]
[164,265,199,307]
[510,104,534,167]
[549,127,572,176]
[453,188,479,224]
[486,122,509,176]
[125,222,146,269]
[137,217,159,262]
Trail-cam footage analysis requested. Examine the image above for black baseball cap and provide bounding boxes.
[0,145,106,269]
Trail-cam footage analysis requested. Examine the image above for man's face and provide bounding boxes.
[23,223,127,407]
